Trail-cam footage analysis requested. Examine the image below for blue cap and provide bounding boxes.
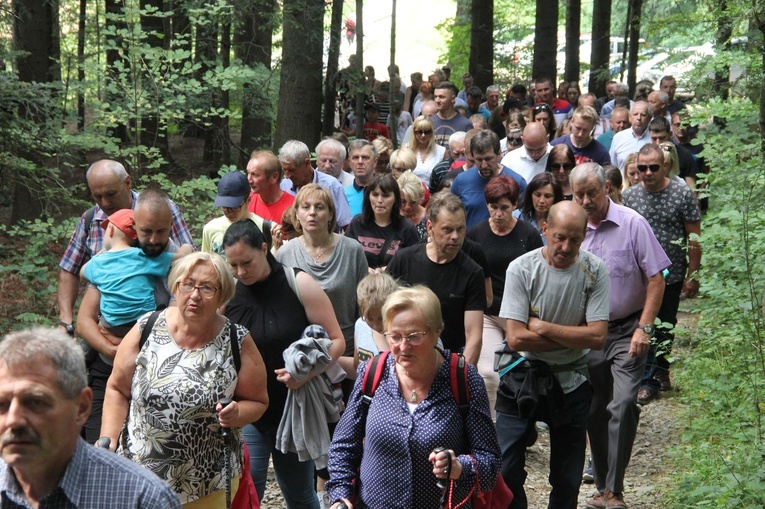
[214,172,250,208]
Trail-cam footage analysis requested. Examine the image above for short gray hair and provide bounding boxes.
[86,160,128,182]
[613,83,629,96]
[316,138,347,162]
[0,327,87,398]
[279,140,311,165]
[168,252,237,306]
[570,162,606,189]
[486,85,500,95]
[348,138,377,159]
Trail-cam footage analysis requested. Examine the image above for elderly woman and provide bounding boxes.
[514,172,564,243]
[532,103,557,139]
[396,170,428,241]
[546,143,576,200]
[326,286,501,509]
[223,220,345,507]
[345,174,420,272]
[467,176,544,418]
[276,184,368,358]
[101,252,269,507]
[408,115,446,187]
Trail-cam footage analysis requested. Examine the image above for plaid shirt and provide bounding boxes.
[59,190,195,274]
[0,438,180,508]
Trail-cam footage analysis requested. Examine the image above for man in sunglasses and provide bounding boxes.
[501,122,551,184]
[571,163,669,509]
[623,143,702,405]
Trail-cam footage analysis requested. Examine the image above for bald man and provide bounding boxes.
[500,122,551,184]
[496,201,609,509]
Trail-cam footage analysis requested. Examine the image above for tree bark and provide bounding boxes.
[533,0,558,81]
[104,0,128,143]
[322,0,344,138]
[713,0,731,100]
[77,0,86,131]
[469,0,493,91]
[564,0,581,84]
[236,0,275,164]
[355,0,364,140]
[626,0,643,96]
[11,0,59,223]
[589,0,612,97]
[274,0,326,149]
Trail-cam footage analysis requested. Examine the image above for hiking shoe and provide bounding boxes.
[654,369,672,391]
[604,490,628,508]
[583,459,594,483]
[637,387,658,406]
[585,492,606,509]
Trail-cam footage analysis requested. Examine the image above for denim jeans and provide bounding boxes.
[641,280,683,390]
[496,381,592,509]
[243,424,320,509]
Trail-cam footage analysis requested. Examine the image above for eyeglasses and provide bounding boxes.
[179,282,219,298]
[507,137,522,147]
[637,164,662,173]
[551,162,574,171]
[383,331,429,345]
[414,130,433,136]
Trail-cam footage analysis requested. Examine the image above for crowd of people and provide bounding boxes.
[0,66,706,509]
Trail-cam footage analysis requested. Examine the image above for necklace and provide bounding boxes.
[400,351,440,403]
[303,237,329,263]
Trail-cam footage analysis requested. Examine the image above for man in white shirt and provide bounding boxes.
[501,122,550,184]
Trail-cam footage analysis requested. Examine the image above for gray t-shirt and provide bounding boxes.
[622,180,701,285]
[276,236,368,356]
[499,248,610,392]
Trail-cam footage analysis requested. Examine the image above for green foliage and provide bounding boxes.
[668,97,765,508]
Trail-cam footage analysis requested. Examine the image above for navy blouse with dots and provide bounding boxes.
[326,350,500,508]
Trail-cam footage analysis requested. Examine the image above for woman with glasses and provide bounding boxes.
[408,115,446,187]
[467,176,544,419]
[546,143,576,200]
[101,252,269,507]
[223,219,345,507]
[345,174,420,272]
[532,103,557,138]
[514,172,564,243]
[326,286,501,509]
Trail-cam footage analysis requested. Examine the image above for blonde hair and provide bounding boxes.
[294,184,337,234]
[390,148,417,172]
[357,273,400,317]
[382,286,444,333]
[168,252,236,306]
[658,141,680,178]
[408,115,436,155]
[396,170,425,202]
[622,153,639,190]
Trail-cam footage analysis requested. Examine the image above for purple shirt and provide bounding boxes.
[581,199,671,320]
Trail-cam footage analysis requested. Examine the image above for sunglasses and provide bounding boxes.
[533,104,551,113]
[507,137,522,147]
[551,162,574,171]
[414,129,433,135]
[637,164,662,173]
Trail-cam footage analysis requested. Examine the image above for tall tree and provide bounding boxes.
[626,0,643,96]
[104,0,128,143]
[564,0,581,84]
[354,0,364,140]
[236,0,276,167]
[322,0,343,138]
[470,0,493,91]
[274,0,326,149]
[589,0,612,97]
[11,0,60,223]
[713,0,732,99]
[532,0,558,80]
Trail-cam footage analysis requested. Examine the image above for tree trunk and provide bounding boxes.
[626,0,643,97]
[355,0,365,140]
[589,0,612,96]
[322,0,344,138]
[469,0,493,91]
[236,0,275,166]
[713,0,731,100]
[533,0,558,81]
[104,0,128,143]
[564,0,581,84]
[11,0,59,223]
[77,0,86,131]
[388,0,397,147]
[274,0,326,149]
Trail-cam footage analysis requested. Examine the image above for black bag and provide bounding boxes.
[494,345,538,418]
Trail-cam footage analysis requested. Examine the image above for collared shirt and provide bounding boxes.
[500,145,550,184]
[280,169,353,228]
[59,190,195,275]
[0,438,180,508]
[609,127,651,171]
[343,181,365,217]
[581,199,671,320]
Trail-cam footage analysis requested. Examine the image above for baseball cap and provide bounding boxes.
[101,209,137,240]
[214,172,250,208]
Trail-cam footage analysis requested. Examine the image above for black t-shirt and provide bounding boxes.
[675,142,700,181]
[467,219,544,315]
[345,216,420,269]
[386,243,486,353]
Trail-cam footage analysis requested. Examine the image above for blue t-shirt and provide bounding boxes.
[83,249,174,326]
[451,166,528,229]
[550,134,612,167]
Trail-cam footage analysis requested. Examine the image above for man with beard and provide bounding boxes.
[57,160,194,337]
[75,189,187,443]
[0,327,181,508]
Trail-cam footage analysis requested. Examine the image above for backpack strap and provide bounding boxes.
[83,205,97,235]
[360,351,390,407]
[449,352,471,417]
[230,322,241,372]
[138,310,163,351]
[262,219,273,249]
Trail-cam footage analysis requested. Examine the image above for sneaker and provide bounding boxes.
[318,490,331,509]
[582,459,594,483]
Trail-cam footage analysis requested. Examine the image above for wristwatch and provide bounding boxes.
[637,324,655,335]
[58,321,75,336]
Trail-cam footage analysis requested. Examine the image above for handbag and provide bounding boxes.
[232,445,260,509]
[447,456,514,509]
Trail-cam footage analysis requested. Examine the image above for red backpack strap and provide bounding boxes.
[361,351,390,407]
[449,353,471,417]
